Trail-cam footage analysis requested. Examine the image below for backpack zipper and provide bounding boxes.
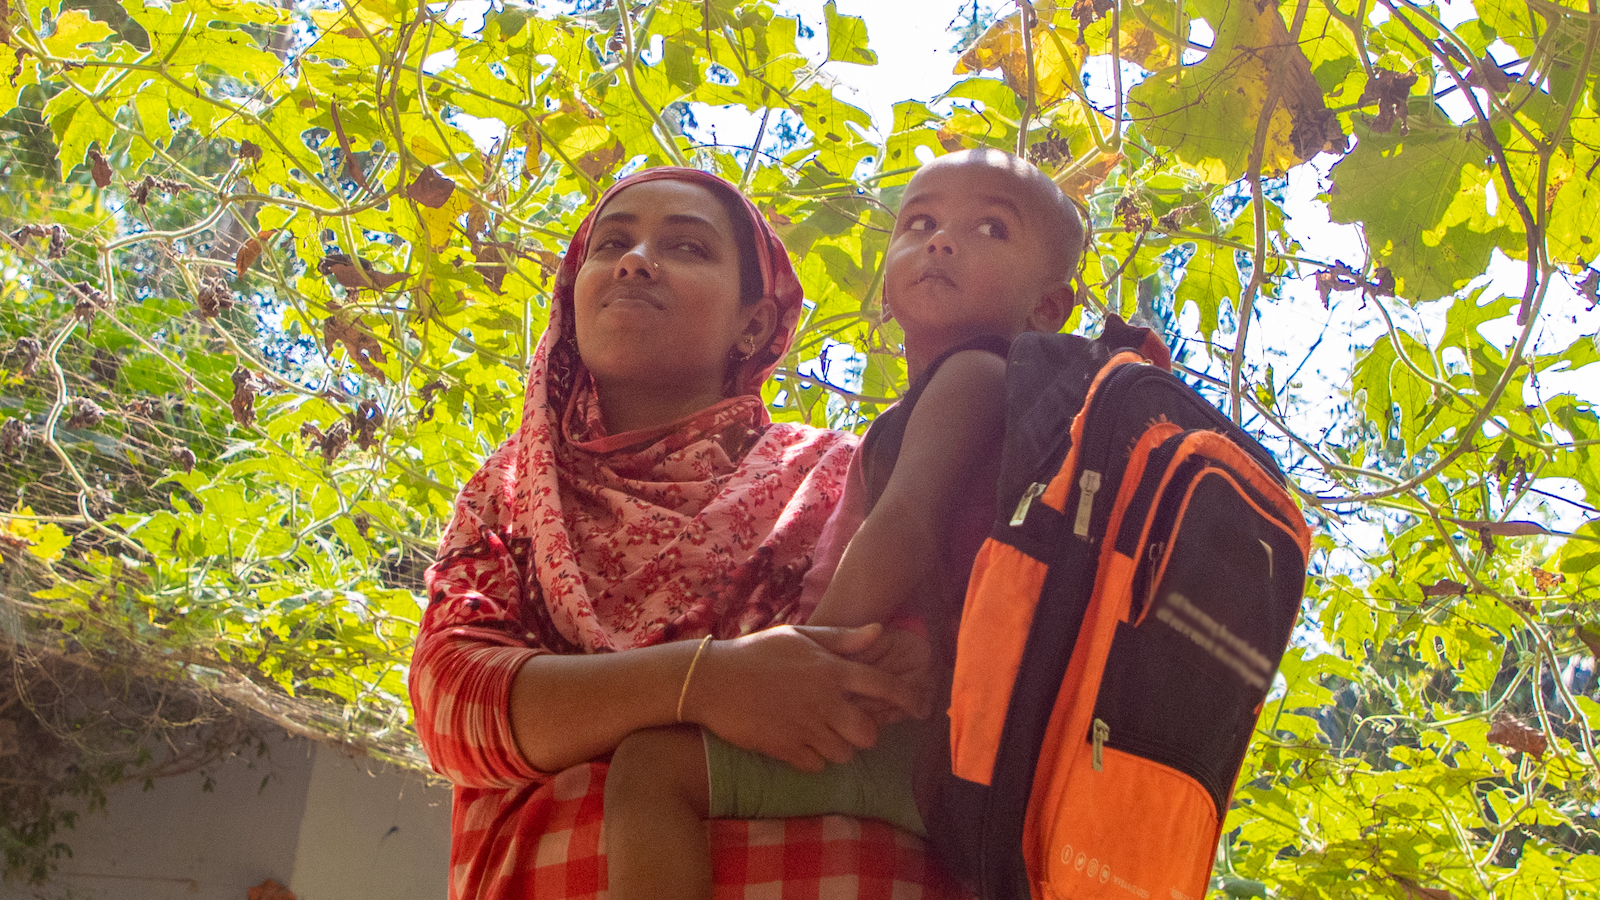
[1091,718,1110,771]
[1010,481,1048,526]
[1073,470,1102,538]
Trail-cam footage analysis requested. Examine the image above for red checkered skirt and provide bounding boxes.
[449,762,972,899]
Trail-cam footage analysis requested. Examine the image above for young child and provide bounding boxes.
[602,149,1085,900]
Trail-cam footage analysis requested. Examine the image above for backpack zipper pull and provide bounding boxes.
[1091,718,1110,771]
[1010,481,1047,526]
[1073,470,1102,538]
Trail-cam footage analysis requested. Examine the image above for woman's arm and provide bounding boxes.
[808,349,1008,629]
[510,623,926,774]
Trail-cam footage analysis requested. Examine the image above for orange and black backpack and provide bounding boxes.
[928,316,1312,900]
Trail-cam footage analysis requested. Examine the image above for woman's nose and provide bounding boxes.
[614,245,655,278]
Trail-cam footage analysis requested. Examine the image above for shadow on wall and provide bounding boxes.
[0,732,451,900]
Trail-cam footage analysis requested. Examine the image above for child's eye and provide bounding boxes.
[977,220,1008,239]
[904,214,935,232]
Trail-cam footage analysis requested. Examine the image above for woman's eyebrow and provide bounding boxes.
[592,211,724,235]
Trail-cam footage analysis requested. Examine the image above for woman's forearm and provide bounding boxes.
[510,626,928,775]
[509,640,699,772]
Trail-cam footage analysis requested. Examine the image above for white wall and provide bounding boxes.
[1,733,452,900]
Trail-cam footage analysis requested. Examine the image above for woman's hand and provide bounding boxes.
[838,626,936,727]
[682,624,927,773]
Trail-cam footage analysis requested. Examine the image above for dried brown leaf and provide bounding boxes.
[1,418,29,455]
[1070,0,1115,33]
[349,398,385,450]
[87,147,112,188]
[322,314,389,384]
[10,336,40,378]
[310,418,350,462]
[230,368,258,427]
[65,397,105,430]
[9,223,67,258]
[473,240,509,293]
[1486,714,1547,759]
[575,139,625,182]
[1530,566,1564,593]
[466,203,488,238]
[1420,579,1467,598]
[1578,269,1598,311]
[519,121,542,179]
[1114,195,1151,233]
[329,103,368,190]
[533,249,561,282]
[1369,266,1396,296]
[408,166,457,209]
[170,446,196,473]
[195,275,235,318]
[1359,69,1419,134]
[236,229,278,277]
[130,175,188,207]
[69,282,108,331]
[317,254,407,291]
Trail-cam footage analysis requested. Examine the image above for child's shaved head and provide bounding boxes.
[883,148,1086,377]
[912,149,1086,281]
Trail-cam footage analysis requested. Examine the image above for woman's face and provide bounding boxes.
[572,180,770,408]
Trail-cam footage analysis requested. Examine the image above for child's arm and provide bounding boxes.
[808,349,1008,629]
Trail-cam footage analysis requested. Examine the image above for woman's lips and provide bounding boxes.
[602,293,665,311]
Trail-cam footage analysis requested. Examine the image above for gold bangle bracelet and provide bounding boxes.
[676,634,714,723]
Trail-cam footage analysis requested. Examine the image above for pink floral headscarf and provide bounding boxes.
[421,168,854,654]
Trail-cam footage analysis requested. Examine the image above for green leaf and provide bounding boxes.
[1173,238,1240,344]
[822,0,876,66]
[42,9,115,55]
[1330,109,1514,301]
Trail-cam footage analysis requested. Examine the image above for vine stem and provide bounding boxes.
[1016,0,1037,158]
[36,313,145,555]
[1228,102,1277,424]
[1228,0,1310,423]
[620,0,689,167]
[741,100,773,190]
[0,512,93,524]
[1110,0,1124,147]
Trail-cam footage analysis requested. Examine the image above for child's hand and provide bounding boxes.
[843,626,934,723]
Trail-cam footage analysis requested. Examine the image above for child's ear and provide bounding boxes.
[1028,281,1076,334]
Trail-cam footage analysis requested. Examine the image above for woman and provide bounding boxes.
[410,167,964,899]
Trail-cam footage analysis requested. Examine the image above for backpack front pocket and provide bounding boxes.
[1039,745,1218,900]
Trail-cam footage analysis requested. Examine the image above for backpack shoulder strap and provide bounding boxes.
[995,316,1171,516]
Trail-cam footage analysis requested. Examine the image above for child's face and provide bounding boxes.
[883,158,1069,343]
